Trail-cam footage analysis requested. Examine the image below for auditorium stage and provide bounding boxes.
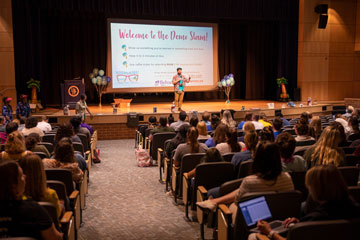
[35,100,342,140]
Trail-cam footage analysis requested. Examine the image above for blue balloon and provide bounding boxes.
[228,73,234,78]
[225,75,230,80]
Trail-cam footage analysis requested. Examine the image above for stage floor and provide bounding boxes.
[36,100,343,117]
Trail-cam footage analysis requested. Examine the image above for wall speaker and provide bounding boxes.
[293,88,301,102]
[127,112,139,127]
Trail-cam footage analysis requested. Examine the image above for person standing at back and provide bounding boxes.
[172,67,191,111]
[75,94,93,121]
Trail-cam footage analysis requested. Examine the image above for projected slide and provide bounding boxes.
[109,21,216,92]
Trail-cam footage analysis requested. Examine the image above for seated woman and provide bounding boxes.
[0,131,31,162]
[232,130,258,174]
[221,110,236,129]
[21,116,44,137]
[252,165,360,240]
[308,116,322,140]
[197,142,294,222]
[304,126,344,169]
[276,132,307,172]
[186,147,224,179]
[258,127,275,142]
[330,121,349,147]
[238,121,255,142]
[19,154,64,218]
[216,128,242,155]
[0,161,62,239]
[197,121,211,140]
[25,133,50,158]
[294,119,315,146]
[55,123,81,145]
[164,124,189,159]
[211,114,221,131]
[205,123,228,148]
[238,112,253,130]
[348,115,360,141]
[173,127,208,167]
[43,138,84,184]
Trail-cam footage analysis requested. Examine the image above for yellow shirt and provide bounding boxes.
[259,119,272,127]
[43,188,62,218]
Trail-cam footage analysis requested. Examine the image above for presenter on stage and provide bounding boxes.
[75,94,93,121]
[172,67,191,111]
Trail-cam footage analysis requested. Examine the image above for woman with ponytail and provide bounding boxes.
[216,128,243,155]
[174,127,208,167]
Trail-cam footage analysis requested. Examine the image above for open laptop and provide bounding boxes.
[238,196,288,234]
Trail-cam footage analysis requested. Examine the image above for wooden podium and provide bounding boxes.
[61,80,85,109]
[113,98,132,108]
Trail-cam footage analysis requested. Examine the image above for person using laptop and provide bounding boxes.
[196,142,294,222]
[250,165,360,240]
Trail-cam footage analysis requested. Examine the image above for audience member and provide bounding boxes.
[238,121,255,142]
[37,115,52,133]
[275,112,290,126]
[0,131,31,162]
[258,127,275,142]
[347,115,360,141]
[276,132,306,172]
[211,114,220,130]
[309,116,322,140]
[196,121,211,140]
[205,123,228,147]
[16,94,31,119]
[55,123,81,144]
[25,133,50,158]
[221,110,236,129]
[2,96,13,123]
[151,117,175,135]
[330,121,348,147]
[252,114,264,130]
[238,112,253,130]
[0,116,6,144]
[294,119,315,146]
[173,127,208,167]
[80,119,94,135]
[5,121,18,135]
[0,161,62,239]
[70,116,91,142]
[197,142,294,223]
[342,105,354,118]
[300,111,311,123]
[189,116,199,127]
[232,130,258,174]
[335,114,351,135]
[202,111,212,131]
[43,138,84,183]
[170,111,189,131]
[216,128,242,155]
[15,117,26,131]
[19,154,63,218]
[259,112,272,127]
[167,114,175,125]
[304,126,344,168]
[253,165,360,240]
[186,148,224,179]
[272,118,283,139]
[21,116,44,137]
[165,124,189,159]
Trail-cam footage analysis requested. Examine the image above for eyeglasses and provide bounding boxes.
[116,74,139,83]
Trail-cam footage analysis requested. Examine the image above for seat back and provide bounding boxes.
[195,162,234,191]
[38,142,54,154]
[72,142,84,156]
[222,153,235,162]
[33,152,48,159]
[42,134,55,145]
[198,138,207,143]
[151,132,176,160]
[38,202,61,231]
[344,154,360,166]
[237,160,253,178]
[145,128,152,137]
[348,186,360,203]
[341,147,356,155]
[77,133,89,152]
[295,139,316,147]
[47,180,71,211]
[289,171,308,201]
[45,169,75,197]
[284,129,296,135]
[286,219,360,240]
[338,166,359,186]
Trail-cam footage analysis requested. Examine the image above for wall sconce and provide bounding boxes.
[315,4,328,29]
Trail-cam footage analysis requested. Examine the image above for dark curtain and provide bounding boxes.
[12,0,298,106]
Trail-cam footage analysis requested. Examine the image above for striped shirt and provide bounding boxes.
[235,172,294,203]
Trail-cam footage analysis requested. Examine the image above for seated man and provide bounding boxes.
[273,118,283,139]
[202,111,212,131]
[37,115,52,133]
[275,112,290,127]
[252,114,264,130]
[170,110,189,131]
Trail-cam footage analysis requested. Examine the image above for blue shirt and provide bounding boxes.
[231,149,252,174]
[2,105,13,123]
[178,75,183,91]
[205,137,216,148]
[274,131,281,139]
[203,120,212,131]
[16,102,31,118]
[238,121,246,130]
[281,117,290,126]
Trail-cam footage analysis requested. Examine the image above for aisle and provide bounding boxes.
[79,139,211,240]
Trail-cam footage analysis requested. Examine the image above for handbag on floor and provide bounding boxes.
[135,148,152,167]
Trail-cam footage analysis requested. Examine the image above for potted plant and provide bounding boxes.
[276,77,289,101]
[27,78,40,103]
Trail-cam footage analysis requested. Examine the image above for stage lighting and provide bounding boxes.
[315,4,328,29]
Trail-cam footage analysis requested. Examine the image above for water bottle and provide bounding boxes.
[63,105,69,115]
[171,101,176,113]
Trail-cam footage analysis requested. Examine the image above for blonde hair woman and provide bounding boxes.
[196,121,210,140]
[304,126,344,168]
[0,131,31,162]
[221,110,236,129]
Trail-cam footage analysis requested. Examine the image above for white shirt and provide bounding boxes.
[37,121,52,133]
[252,121,264,130]
[22,127,44,137]
[216,142,244,155]
[335,118,351,134]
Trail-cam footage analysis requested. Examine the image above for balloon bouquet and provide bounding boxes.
[217,73,235,103]
[89,68,111,107]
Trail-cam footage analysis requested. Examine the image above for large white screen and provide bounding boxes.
[107,20,218,93]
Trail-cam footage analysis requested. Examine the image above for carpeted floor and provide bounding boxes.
[79,139,212,240]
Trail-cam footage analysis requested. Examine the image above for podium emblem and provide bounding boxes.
[68,85,80,97]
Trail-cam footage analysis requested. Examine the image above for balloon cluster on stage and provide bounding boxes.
[89,68,111,107]
[217,73,235,103]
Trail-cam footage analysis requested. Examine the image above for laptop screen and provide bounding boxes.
[238,196,272,227]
